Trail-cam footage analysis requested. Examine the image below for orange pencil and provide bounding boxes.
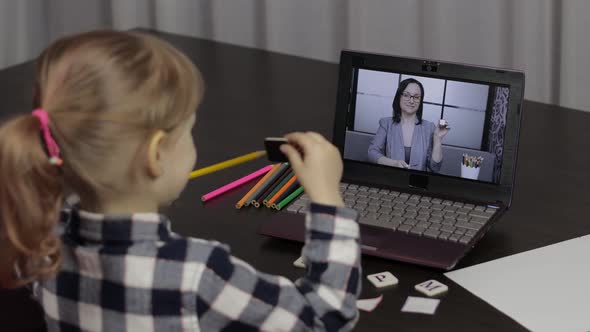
[267,174,298,206]
[235,163,281,209]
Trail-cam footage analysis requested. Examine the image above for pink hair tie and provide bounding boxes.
[31,109,63,166]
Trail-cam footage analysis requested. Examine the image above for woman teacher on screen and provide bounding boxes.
[368,78,449,172]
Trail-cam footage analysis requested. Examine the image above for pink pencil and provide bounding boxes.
[201,165,274,202]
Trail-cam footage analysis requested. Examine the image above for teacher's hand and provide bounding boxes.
[377,157,409,169]
[434,124,450,141]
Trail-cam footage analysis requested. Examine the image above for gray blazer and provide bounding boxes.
[368,117,442,172]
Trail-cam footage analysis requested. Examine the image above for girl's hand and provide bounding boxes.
[280,132,344,207]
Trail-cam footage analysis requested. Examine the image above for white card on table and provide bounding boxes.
[356,295,383,312]
[401,296,440,315]
[293,256,306,268]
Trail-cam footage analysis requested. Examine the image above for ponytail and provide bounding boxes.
[0,114,63,288]
[0,30,204,287]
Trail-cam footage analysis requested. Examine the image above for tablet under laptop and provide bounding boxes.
[259,50,524,270]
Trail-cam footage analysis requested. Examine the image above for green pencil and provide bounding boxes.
[271,180,300,209]
[276,186,304,210]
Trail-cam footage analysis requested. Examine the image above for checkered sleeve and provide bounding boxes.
[195,203,360,331]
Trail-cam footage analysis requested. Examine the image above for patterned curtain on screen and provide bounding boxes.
[487,87,509,183]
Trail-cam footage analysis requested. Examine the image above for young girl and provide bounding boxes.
[0,31,361,331]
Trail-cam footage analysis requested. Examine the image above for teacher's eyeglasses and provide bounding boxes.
[401,92,421,103]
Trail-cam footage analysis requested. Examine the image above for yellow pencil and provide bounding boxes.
[189,150,267,180]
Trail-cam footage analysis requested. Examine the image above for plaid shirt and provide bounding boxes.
[36,203,361,331]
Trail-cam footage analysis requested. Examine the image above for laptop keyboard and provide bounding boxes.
[285,182,498,245]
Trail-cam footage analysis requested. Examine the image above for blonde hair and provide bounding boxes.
[0,30,204,288]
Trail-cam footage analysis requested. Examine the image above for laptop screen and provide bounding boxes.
[343,68,510,184]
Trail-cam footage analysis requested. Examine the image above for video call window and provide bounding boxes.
[344,68,510,184]
[353,69,488,150]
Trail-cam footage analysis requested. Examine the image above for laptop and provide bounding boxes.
[259,50,525,270]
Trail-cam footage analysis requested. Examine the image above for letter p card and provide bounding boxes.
[367,272,399,288]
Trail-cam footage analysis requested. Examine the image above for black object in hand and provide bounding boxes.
[264,137,289,162]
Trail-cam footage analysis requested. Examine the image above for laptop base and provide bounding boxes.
[258,212,471,270]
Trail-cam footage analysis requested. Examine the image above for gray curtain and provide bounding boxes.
[1,0,589,112]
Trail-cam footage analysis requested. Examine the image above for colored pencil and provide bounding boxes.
[264,171,295,207]
[271,180,300,209]
[255,167,292,208]
[189,150,266,179]
[249,163,290,206]
[462,154,484,168]
[276,186,304,210]
[235,163,281,209]
[201,164,273,202]
[262,170,294,207]
[268,175,298,207]
[242,163,282,207]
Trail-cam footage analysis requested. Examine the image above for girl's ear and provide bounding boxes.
[146,130,167,178]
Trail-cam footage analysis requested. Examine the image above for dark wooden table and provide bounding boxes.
[1,29,589,332]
